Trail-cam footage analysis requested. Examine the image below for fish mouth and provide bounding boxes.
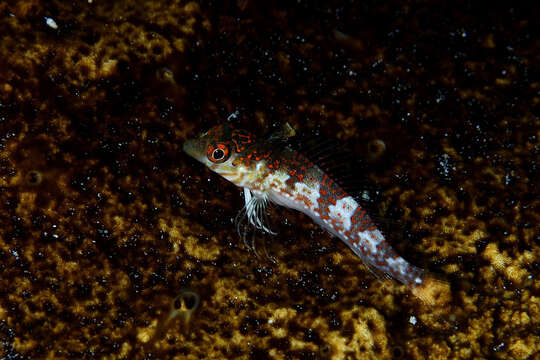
[183,139,204,162]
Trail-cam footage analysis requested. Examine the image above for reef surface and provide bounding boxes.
[0,1,538,359]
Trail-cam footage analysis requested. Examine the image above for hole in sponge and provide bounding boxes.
[172,290,200,313]
[25,170,43,186]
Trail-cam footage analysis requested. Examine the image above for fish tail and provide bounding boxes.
[410,272,451,306]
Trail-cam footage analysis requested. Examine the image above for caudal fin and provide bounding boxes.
[411,274,451,307]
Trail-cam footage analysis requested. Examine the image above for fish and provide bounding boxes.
[183,122,448,304]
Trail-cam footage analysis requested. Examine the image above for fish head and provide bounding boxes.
[183,124,257,182]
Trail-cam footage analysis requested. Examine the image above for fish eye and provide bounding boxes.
[213,148,224,160]
[207,143,230,163]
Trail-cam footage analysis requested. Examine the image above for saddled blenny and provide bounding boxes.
[183,122,449,305]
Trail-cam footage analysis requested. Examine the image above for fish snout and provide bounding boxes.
[183,139,202,159]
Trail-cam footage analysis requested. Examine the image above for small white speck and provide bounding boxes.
[45,17,58,29]
[268,319,274,325]
[227,111,239,121]
[409,316,417,325]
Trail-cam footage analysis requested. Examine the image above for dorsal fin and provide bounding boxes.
[268,122,296,142]
[277,128,403,238]
[282,131,379,203]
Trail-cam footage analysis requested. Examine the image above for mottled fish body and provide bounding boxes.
[184,123,434,292]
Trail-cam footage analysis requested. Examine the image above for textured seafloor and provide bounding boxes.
[0,1,538,359]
